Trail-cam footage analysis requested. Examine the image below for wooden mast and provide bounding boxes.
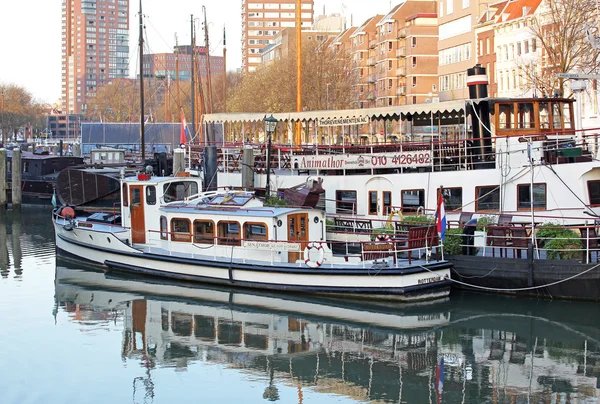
[138,0,145,161]
[295,0,302,146]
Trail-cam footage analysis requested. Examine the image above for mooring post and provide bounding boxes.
[0,149,6,211]
[11,147,21,210]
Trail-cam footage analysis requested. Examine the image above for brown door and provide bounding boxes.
[288,213,308,263]
[130,185,146,244]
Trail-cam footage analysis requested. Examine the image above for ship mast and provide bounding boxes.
[138,0,145,161]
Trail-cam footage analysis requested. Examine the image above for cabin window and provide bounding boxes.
[401,189,424,213]
[588,181,600,206]
[498,104,514,129]
[171,218,192,242]
[23,161,29,173]
[562,103,572,129]
[163,181,199,203]
[517,183,546,210]
[368,191,378,215]
[122,184,128,207]
[552,102,563,129]
[383,191,392,215]
[475,185,500,211]
[440,187,462,211]
[146,186,156,205]
[193,220,215,244]
[131,188,141,206]
[244,222,268,240]
[160,216,167,240]
[540,102,550,129]
[218,221,241,246]
[336,190,357,214]
[517,102,534,129]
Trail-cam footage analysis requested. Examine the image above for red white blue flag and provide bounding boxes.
[180,109,189,146]
[436,192,446,241]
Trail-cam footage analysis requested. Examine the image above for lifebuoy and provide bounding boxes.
[60,206,76,220]
[376,233,391,242]
[304,242,324,268]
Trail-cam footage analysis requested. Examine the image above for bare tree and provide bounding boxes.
[0,83,46,137]
[525,0,600,96]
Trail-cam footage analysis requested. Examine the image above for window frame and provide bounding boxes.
[368,190,378,215]
[336,190,357,214]
[439,187,463,211]
[517,183,547,211]
[160,215,168,240]
[218,220,241,246]
[401,189,425,213]
[588,180,600,206]
[244,222,268,241]
[193,219,215,244]
[475,185,500,212]
[170,218,192,242]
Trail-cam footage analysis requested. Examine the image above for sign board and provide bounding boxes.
[556,73,600,80]
[318,116,369,127]
[243,241,301,252]
[518,135,547,143]
[290,151,433,170]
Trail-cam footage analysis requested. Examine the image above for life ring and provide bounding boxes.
[376,233,391,242]
[60,206,76,220]
[304,242,324,268]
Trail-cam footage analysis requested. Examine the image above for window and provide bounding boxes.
[412,56,417,67]
[440,187,462,211]
[163,181,199,202]
[401,189,424,213]
[244,223,268,240]
[411,37,417,48]
[171,218,191,242]
[194,220,215,244]
[412,76,417,87]
[368,191,378,215]
[122,184,128,206]
[218,221,241,246]
[383,191,392,215]
[475,186,500,211]
[588,181,600,206]
[336,190,357,214]
[517,184,546,210]
[517,102,534,129]
[160,216,167,240]
[498,103,514,129]
[146,185,156,205]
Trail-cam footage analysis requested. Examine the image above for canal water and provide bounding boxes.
[0,206,599,404]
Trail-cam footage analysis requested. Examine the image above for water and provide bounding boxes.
[1,206,599,404]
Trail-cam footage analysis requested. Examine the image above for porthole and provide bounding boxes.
[89,235,93,240]
[107,237,111,243]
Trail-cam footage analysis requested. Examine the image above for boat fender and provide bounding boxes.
[61,206,76,220]
[376,234,391,242]
[304,242,324,268]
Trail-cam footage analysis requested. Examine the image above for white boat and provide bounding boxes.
[52,172,452,302]
[206,96,600,226]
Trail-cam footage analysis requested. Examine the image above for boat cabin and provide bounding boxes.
[119,175,326,264]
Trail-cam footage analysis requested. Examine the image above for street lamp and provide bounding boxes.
[264,114,278,198]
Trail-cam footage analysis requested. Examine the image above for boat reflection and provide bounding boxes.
[54,258,600,403]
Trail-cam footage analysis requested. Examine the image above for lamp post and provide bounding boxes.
[264,114,278,198]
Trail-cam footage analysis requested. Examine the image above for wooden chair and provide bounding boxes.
[354,219,373,233]
[487,226,510,257]
[497,215,513,226]
[509,227,528,258]
[396,225,439,264]
[580,227,599,262]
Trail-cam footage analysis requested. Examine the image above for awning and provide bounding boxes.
[203,99,473,124]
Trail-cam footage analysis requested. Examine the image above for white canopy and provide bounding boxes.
[202,99,470,124]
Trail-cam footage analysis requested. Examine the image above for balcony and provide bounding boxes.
[397,67,406,76]
[367,74,376,83]
[396,86,406,96]
[396,48,405,58]
[368,56,375,66]
[369,39,376,49]
[398,29,407,38]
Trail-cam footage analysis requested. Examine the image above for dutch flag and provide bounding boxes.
[180,109,190,146]
[436,192,446,241]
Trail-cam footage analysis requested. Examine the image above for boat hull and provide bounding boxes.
[54,221,452,302]
[449,255,600,301]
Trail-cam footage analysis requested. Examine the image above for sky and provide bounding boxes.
[0,0,396,105]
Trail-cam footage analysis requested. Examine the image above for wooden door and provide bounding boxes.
[130,185,146,244]
[287,213,308,263]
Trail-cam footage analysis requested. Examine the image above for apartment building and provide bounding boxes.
[437,0,480,101]
[242,0,314,73]
[351,16,384,109]
[61,0,130,114]
[142,46,225,81]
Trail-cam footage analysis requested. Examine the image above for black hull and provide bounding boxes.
[448,255,600,301]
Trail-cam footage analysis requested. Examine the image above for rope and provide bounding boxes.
[419,262,600,292]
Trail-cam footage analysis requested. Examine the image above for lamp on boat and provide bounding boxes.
[264,114,278,198]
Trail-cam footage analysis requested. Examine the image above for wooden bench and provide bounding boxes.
[396,225,439,264]
[362,242,394,261]
[333,217,373,233]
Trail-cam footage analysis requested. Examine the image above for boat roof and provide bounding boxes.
[161,204,310,218]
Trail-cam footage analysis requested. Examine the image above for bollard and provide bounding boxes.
[0,149,6,210]
[11,147,21,210]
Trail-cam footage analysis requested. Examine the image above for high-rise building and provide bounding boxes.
[241,0,314,73]
[61,0,130,114]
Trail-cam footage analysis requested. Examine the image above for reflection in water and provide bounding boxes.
[54,258,600,403]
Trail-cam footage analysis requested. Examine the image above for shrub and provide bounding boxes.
[476,215,496,231]
[537,225,582,259]
[402,214,434,224]
[443,227,479,256]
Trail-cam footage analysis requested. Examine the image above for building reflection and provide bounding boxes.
[55,261,600,403]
